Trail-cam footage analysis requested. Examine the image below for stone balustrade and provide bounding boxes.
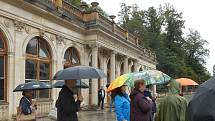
[36,100,53,117]
[0,103,9,120]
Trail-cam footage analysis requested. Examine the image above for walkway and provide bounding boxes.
[37,110,116,121]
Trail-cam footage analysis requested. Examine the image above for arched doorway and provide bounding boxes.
[0,30,7,101]
[64,47,80,68]
[25,36,52,99]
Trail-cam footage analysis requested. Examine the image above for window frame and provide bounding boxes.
[25,37,52,100]
[64,47,80,68]
[0,31,7,102]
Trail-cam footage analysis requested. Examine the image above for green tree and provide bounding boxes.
[117,3,211,83]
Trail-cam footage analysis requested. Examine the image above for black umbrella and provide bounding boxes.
[52,80,89,88]
[52,65,106,80]
[13,81,51,92]
[187,77,215,121]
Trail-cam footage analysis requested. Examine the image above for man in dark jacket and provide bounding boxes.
[56,80,83,121]
[98,86,105,110]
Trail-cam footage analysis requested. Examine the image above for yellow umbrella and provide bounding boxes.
[107,74,131,92]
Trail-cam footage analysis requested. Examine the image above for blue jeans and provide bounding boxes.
[109,99,114,112]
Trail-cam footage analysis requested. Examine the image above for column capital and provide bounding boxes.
[111,51,117,55]
[84,44,100,50]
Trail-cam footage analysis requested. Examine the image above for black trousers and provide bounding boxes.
[98,98,105,109]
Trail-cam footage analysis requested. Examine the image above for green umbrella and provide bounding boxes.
[126,70,171,87]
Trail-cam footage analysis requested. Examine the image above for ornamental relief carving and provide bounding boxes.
[14,20,25,32]
[3,18,12,28]
[56,35,66,45]
[50,34,56,42]
[25,25,31,34]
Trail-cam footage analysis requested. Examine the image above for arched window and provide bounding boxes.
[25,37,51,99]
[0,30,7,101]
[64,47,80,68]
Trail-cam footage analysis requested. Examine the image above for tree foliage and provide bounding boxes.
[118,3,211,83]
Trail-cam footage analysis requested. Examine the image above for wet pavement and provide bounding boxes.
[37,110,116,121]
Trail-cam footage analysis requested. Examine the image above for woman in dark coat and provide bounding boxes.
[18,90,37,121]
[130,80,153,121]
[56,80,83,121]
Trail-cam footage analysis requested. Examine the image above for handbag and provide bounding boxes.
[16,106,36,121]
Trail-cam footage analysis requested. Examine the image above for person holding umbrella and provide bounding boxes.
[130,79,153,121]
[53,65,106,121]
[17,90,37,121]
[55,80,83,121]
[114,85,130,121]
[14,81,51,121]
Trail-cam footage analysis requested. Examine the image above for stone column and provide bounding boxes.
[99,55,104,86]
[103,56,108,104]
[110,51,116,81]
[91,46,98,105]
[152,85,157,97]
[123,57,129,74]
[134,60,139,72]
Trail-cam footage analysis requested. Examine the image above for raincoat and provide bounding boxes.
[114,93,130,121]
[155,80,188,121]
[130,89,152,121]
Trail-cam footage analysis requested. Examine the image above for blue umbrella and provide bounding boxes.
[53,65,106,80]
[13,81,51,92]
[52,80,89,88]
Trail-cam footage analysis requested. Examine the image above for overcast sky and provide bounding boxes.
[86,0,215,74]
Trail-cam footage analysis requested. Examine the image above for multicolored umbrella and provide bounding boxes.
[176,78,198,86]
[131,70,171,86]
[107,70,171,92]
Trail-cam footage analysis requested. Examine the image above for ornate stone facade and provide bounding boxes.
[0,0,156,120]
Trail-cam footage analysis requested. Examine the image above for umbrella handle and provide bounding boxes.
[79,80,81,96]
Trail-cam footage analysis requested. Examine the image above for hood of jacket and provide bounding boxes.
[130,89,143,100]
